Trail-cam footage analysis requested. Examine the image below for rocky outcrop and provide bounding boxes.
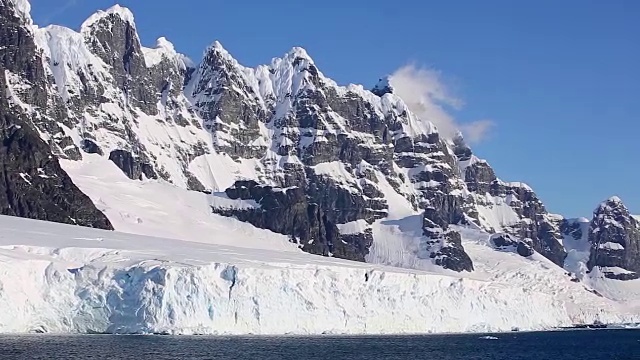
[28,4,211,190]
[211,180,372,261]
[490,233,535,257]
[188,43,268,159]
[587,197,640,280]
[108,149,157,180]
[560,218,585,241]
[423,207,474,272]
[455,136,566,266]
[81,7,157,115]
[0,0,112,229]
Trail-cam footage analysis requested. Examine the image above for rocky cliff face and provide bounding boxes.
[2,0,636,277]
[587,197,640,280]
[458,151,567,266]
[0,0,112,228]
[31,5,210,190]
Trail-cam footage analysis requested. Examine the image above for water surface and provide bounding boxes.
[1,329,638,359]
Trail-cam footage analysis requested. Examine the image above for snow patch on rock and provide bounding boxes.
[7,0,32,24]
[81,4,136,33]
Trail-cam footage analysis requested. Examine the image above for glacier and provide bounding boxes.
[0,213,638,335]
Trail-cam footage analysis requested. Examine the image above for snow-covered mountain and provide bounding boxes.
[0,0,639,333]
[4,1,566,268]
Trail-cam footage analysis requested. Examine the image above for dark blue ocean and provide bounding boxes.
[0,329,638,359]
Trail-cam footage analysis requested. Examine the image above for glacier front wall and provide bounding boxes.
[0,259,630,335]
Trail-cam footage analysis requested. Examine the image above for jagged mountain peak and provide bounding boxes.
[81,4,135,33]
[591,196,635,236]
[203,41,317,76]
[284,46,314,63]
[200,40,242,70]
[267,47,320,81]
[605,196,625,205]
[34,23,111,101]
[154,36,176,52]
[595,196,630,216]
[207,40,227,53]
[588,195,640,280]
[6,0,29,20]
[142,36,192,68]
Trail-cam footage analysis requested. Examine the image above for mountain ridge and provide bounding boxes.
[1,0,638,292]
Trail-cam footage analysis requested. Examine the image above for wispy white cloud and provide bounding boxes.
[460,119,494,143]
[388,64,494,144]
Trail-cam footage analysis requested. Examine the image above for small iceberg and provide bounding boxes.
[479,336,499,340]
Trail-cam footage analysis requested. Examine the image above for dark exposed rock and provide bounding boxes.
[464,161,497,194]
[423,207,474,272]
[185,172,206,192]
[324,88,388,136]
[587,197,640,280]
[600,270,640,281]
[212,180,371,261]
[339,228,374,261]
[560,218,585,241]
[0,0,80,162]
[306,170,387,225]
[81,139,103,155]
[108,149,157,180]
[460,152,566,265]
[82,11,158,115]
[0,2,46,106]
[0,101,113,229]
[530,216,567,266]
[452,133,473,162]
[451,131,568,266]
[423,223,474,272]
[189,44,267,159]
[517,242,535,257]
[405,134,476,272]
[490,233,535,258]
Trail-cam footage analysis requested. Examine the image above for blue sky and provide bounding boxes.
[30,0,639,217]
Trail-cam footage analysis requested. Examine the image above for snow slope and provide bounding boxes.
[59,154,297,252]
[0,214,637,335]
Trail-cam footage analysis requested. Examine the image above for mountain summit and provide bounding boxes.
[588,197,640,280]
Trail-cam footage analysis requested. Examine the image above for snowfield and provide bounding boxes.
[0,213,638,335]
[58,154,297,253]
